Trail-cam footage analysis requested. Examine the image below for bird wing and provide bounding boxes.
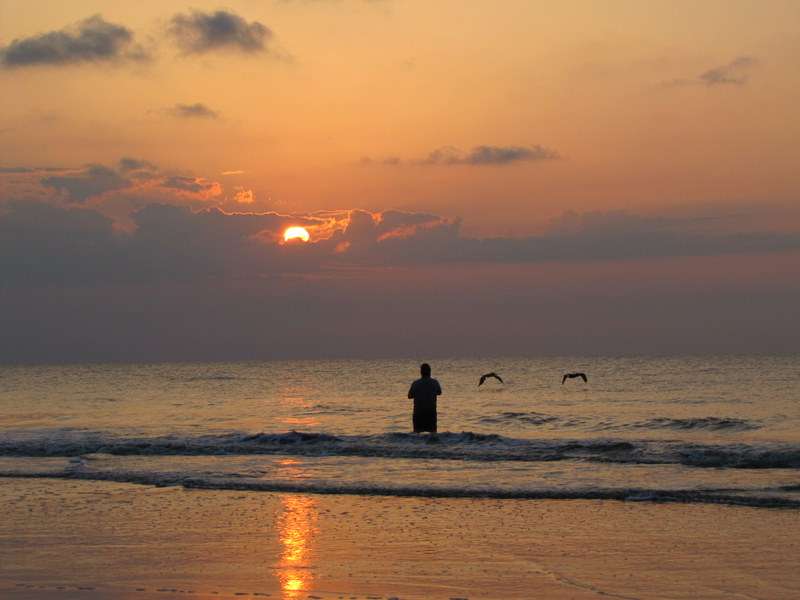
[580,373,587,382]
[561,374,567,384]
[492,373,503,383]
[479,375,486,386]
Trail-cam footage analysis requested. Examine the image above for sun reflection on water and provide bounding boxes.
[274,384,321,430]
[274,461,319,596]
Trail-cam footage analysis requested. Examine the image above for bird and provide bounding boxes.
[479,372,503,386]
[562,372,588,384]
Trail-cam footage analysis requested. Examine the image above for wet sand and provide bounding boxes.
[1,478,798,600]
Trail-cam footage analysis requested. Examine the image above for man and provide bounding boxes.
[407,363,442,433]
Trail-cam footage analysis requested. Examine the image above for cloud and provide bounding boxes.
[2,161,231,219]
[545,209,669,236]
[119,158,158,173]
[664,56,760,88]
[420,144,562,165]
[168,10,272,55]
[0,201,305,285]
[0,11,275,70]
[3,199,797,288]
[0,167,65,174]
[4,159,798,287]
[126,204,293,281]
[457,145,561,165]
[316,209,455,259]
[231,186,255,204]
[168,103,220,119]
[700,56,758,86]
[0,15,150,69]
[0,200,124,285]
[118,158,160,181]
[160,176,222,199]
[359,156,402,166]
[41,164,132,203]
[364,145,561,166]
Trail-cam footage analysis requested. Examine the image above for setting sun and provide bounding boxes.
[284,226,310,242]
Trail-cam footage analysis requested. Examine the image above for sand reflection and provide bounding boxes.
[274,462,319,595]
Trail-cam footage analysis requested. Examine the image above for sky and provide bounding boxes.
[1,0,799,364]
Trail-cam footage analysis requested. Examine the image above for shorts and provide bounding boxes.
[413,410,437,433]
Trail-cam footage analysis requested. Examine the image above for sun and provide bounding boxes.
[283,226,310,242]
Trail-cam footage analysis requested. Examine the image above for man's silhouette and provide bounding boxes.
[407,363,442,433]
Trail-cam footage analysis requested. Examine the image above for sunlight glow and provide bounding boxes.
[284,226,310,242]
[275,493,318,596]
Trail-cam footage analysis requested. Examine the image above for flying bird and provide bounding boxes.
[562,372,588,384]
[479,372,503,386]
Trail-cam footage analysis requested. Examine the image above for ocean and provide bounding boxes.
[2,354,799,509]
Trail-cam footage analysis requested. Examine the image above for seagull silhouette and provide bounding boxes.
[479,372,503,386]
[562,372,588,384]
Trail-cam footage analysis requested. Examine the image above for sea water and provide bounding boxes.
[1,355,799,508]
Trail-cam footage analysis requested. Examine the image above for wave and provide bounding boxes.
[632,417,760,431]
[479,413,763,433]
[2,467,798,509]
[3,431,799,509]
[480,412,564,426]
[180,375,241,382]
[2,430,799,469]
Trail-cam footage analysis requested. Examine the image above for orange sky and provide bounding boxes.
[1,0,799,362]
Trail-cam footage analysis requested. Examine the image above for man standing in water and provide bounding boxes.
[408,363,442,433]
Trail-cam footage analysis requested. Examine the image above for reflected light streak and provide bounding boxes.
[275,458,312,480]
[274,386,321,430]
[275,492,319,595]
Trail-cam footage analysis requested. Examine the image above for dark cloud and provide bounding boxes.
[0,201,125,284]
[460,145,561,165]
[2,199,799,362]
[419,145,560,165]
[0,201,301,285]
[314,209,456,262]
[1,167,66,174]
[364,145,561,166]
[119,158,155,171]
[661,56,760,88]
[0,15,150,69]
[3,200,797,288]
[4,160,800,287]
[359,156,403,166]
[41,164,132,203]
[342,208,800,266]
[28,161,224,208]
[700,56,758,86]
[168,103,220,119]
[378,209,445,231]
[127,204,296,281]
[119,157,159,175]
[168,10,272,55]
[160,176,222,198]
[546,209,669,236]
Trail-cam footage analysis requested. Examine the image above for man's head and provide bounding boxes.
[420,363,431,377]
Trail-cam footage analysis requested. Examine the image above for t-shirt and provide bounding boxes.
[407,376,442,414]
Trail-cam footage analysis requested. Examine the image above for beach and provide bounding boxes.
[2,356,798,599]
[2,477,798,600]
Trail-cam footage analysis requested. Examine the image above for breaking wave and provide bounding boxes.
[3,467,798,509]
[2,431,799,509]
[2,430,798,469]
